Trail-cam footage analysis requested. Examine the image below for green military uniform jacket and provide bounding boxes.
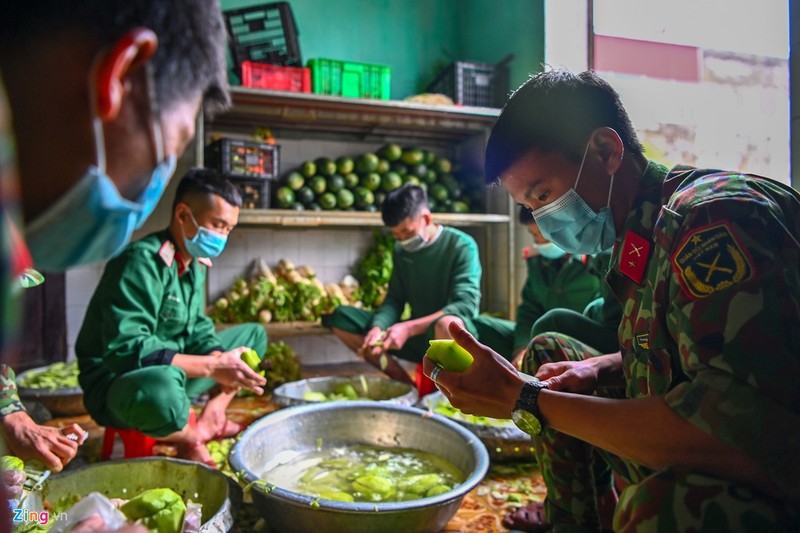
[371,226,481,330]
[76,230,223,419]
[513,254,599,351]
[608,161,800,505]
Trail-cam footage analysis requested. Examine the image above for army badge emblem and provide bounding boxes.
[672,222,753,298]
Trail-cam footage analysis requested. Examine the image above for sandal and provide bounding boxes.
[502,501,552,533]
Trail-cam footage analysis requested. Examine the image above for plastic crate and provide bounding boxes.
[223,2,302,71]
[205,138,280,180]
[228,177,271,209]
[427,61,509,108]
[307,58,391,100]
[241,61,311,92]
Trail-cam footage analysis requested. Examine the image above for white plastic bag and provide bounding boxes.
[48,492,128,533]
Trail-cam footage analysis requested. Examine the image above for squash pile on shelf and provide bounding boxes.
[273,143,483,213]
[209,258,361,325]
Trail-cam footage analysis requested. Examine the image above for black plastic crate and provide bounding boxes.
[427,61,509,108]
[205,138,280,180]
[223,2,302,71]
[228,177,271,210]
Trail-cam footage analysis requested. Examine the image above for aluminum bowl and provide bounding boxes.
[41,457,240,532]
[272,375,418,408]
[16,366,86,417]
[229,401,489,533]
[421,391,535,462]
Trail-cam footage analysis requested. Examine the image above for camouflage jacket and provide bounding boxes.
[607,161,800,503]
[0,76,28,418]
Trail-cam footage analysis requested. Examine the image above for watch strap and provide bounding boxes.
[515,380,547,421]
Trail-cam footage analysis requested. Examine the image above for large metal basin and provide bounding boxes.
[41,457,241,532]
[421,391,535,462]
[16,365,86,417]
[272,375,417,408]
[230,401,489,533]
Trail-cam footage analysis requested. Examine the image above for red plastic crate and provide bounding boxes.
[242,61,310,92]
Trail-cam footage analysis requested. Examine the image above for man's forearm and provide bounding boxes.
[172,353,218,379]
[403,311,445,337]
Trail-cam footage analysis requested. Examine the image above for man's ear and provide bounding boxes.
[420,210,433,226]
[589,127,625,175]
[92,28,158,120]
[174,202,191,224]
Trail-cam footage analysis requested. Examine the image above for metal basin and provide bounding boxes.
[230,401,489,533]
[421,391,535,462]
[272,375,418,408]
[41,457,241,532]
[16,366,86,417]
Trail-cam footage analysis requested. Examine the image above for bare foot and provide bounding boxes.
[214,419,243,439]
[196,392,238,441]
[178,441,217,468]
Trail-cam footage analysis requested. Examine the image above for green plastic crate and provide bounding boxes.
[308,58,391,100]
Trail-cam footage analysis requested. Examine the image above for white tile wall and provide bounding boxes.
[65,226,377,365]
[65,262,107,361]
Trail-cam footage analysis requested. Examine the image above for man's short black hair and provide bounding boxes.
[0,0,229,115]
[173,168,242,212]
[381,184,428,227]
[485,69,643,184]
[518,205,535,225]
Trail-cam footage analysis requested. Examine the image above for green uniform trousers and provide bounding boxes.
[323,306,477,363]
[472,314,515,361]
[524,332,799,532]
[102,324,266,438]
[530,298,620,360]
[476,299,620,362]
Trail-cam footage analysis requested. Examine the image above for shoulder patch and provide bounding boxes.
[618,231,651,284]
[158,240,175,267]
[672,222,753,299]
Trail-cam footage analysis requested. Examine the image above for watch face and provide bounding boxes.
[512,409,542,436]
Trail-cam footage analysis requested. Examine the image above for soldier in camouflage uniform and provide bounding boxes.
[424,69,800,532]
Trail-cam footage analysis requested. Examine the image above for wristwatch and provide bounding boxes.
[511,380,548,435]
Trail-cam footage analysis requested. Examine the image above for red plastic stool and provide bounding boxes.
[101,427,157,460]
[415,363,437,397]
[101,409,200,460]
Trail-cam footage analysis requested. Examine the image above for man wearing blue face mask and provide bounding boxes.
[75,170,267,466]
[476,207,603,370]
[323,184,482,387]
[424,69,800,531]
[0,0,229,514]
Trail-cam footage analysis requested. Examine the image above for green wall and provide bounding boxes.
[220,0,544,100]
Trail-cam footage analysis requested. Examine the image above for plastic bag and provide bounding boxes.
[182,501,203,533]
[48,492,128,533]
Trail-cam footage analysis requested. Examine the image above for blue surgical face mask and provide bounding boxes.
[26,63,175,271]
[532,142,617,255]
[533,241,567,260]
[183,211,228,259]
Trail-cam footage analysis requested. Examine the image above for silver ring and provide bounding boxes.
[429,365,443,383]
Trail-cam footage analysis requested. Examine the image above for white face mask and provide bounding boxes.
[398,232,429,253]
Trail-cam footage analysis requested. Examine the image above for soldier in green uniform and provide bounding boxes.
[471,206,602,366]
[425,70,800,531]
[323,184,482,385]
[77,170,266,465]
